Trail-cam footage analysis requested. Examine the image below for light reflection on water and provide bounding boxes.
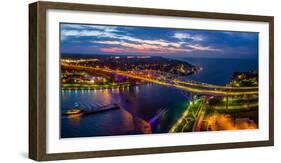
[61,84,188,138]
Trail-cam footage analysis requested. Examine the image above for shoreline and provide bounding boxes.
[61,82,148,91]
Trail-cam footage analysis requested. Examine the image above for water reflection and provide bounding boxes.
[61,84,187,138]
[101,89,112,104]
[67,113,82,125]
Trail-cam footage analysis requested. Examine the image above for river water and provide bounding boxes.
[60,58,258,138]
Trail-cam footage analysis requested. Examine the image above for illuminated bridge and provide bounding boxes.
[62,63,258,96]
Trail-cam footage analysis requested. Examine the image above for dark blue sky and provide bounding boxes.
[60,23,258,59]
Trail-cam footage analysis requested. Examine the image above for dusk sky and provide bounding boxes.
[60,23,258,59]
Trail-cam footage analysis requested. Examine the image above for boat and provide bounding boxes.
[83,103,120,115]
[64,108,82,115]
[64,103,120,116]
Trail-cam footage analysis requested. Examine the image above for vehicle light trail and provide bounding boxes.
[62,63,258,96]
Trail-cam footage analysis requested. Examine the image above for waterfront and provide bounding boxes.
[61,58,258,138]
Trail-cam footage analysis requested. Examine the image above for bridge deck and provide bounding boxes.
[62,63,258,96]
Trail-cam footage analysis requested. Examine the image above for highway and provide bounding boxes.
[61,63,258,96]
[210,102,258,110]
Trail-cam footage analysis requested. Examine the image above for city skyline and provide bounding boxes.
[60,23,258,59]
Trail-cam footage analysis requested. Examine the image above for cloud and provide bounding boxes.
[95,41,149,50]
[60,24,122,41]
[62,26,182,49]
[173,32,204,41]
[99,46,192,55]
[61,23,226,56]
[93,38,182,48]
[61,24,119,32]
[93,40,221,55]
[187,44,222,52]
[141,39,182,48]
[61,29,118,38]
[94,41,192,54]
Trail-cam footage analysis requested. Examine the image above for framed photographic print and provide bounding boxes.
[29,1,274,161]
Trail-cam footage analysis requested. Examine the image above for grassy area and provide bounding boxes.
[170,95,258,132]
[199,95,258,131]
[169,99,203,133]
[208,95,258,106]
